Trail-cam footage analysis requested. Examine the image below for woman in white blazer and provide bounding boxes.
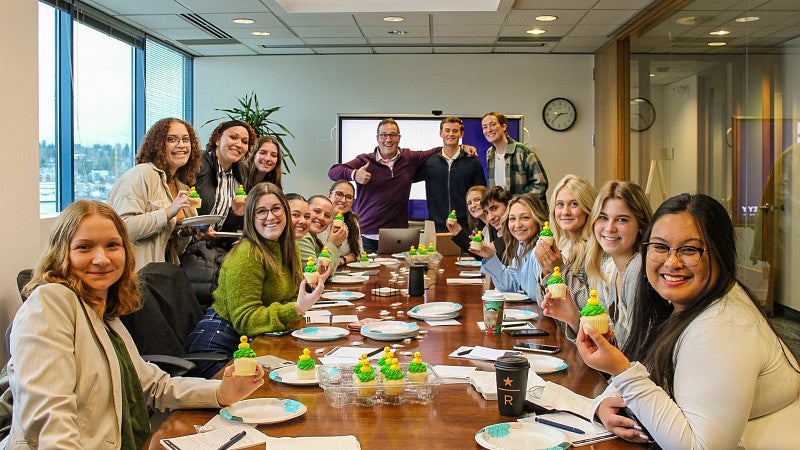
[4,200,264,449]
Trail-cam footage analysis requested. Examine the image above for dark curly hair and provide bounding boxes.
[205,120,257,158]
[135,118,202,186]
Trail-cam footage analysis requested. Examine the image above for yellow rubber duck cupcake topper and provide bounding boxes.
[238,336,250,349]
[299,348,312,361]
[587,289,600,306]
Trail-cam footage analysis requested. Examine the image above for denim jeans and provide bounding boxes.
[184,307,239,378]
[362,236,378,254]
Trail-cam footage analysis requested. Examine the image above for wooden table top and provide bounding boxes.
[145,256,639,449]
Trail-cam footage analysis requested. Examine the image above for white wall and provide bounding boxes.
[665,75,699,195]
[193,54,595,199]
[0,0,40,365]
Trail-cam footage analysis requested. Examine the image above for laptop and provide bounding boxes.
[377,228,422,254]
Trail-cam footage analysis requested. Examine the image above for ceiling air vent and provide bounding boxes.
[179,13,234,39]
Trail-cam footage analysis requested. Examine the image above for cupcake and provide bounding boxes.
[359,251,370,266]
[539,221,555,247]
[382,357,405,396]
[296,348,316,380]
[470,231,484,251]
[332,212,344,228]
[407,246,419,264]
[354,353,369,374]
[377,346,392,368]
[446,209,458,226]
[380,350,396,378]
[317,246,332,272]
[407,351,428,383]
[353,359,377,397]
[234,185,247,204]
[233,336,257,376]
[187,187,202,209]
[303,257,319,284]
[547,266,567,299]
[416,245,429,262]
[580,289,610,334]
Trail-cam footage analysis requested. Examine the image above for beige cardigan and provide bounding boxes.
[4,284,221,449]
[107,163,194,270]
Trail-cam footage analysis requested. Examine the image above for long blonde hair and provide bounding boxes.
[24,200,140,319]
[500,193,548,267]
[548,175,596,275]
[585,181,653,285]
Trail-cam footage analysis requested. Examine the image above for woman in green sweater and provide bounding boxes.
[185,182,329,377]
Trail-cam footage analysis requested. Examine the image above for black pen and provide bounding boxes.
[216,430,247,450]
[162,439,181,450]
[457,348,473,356]
[535,417,586,434]
[366,347,384,357]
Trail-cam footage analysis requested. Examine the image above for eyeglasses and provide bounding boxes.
[643,242,706,267]
[377,133,400,139]
[166,136,191,145]
[254,205,285,219]
[331,190,354,201]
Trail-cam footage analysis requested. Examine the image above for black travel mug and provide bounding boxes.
[408,264,425,296]
[495,355,530,416]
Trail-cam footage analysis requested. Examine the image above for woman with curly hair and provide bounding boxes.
[239,135,283,192]
[107,117,202,270]
[5,200,263,448]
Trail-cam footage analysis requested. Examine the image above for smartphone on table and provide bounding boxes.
[506,328,549,337]
[512,343,561,354]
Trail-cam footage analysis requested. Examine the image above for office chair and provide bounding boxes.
[122,262,226,377]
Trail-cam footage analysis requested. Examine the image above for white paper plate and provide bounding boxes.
[374,257,402,265]
[348,261,381,269]
[475,422,570,450]
[524,354,569,374]
[409,302,462,316]
[456,260,483,268]
[268,365,319,385]
[504,309,539,321]
[177,214,223,227]
[291,326,350,341]
[391,252,406,259]
[220,398,307,424]
[320,290,365,300]
[331,275,369,284]
[361,321,419,341]
[407,310,459,320]
[485,290,532,302]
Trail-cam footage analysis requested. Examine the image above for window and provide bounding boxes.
[38,1,192,215]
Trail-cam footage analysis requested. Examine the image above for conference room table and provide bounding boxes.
[145,255,639,449]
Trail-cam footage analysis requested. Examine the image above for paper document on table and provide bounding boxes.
[447,278,484,285]
[311,300,354,309]
[449,345,520,361]
[424,318,461,326]
[519,412,615,447]
[161,424,267,450]
[319,346,382,365]
[459,270,483,277]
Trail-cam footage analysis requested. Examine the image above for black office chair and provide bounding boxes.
[122,262,226,377]
[5,269,34,360]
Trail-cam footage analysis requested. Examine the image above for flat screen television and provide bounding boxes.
[337,114,523,220]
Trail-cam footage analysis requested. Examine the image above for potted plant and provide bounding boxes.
[204,92,296,171]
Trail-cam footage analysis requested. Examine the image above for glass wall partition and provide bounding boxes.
[627,0,800,312]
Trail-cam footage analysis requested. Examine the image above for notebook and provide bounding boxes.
[377,227,421,254]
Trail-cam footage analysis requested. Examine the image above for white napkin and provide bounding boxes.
[446,277,484,285]
[424,318,461,326]
[430,365,477,384]
[469,368,546,401]
[528,381,595,419]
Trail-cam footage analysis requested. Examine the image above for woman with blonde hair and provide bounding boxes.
[535,174,596,310]
[542,181,652,347]
[6,200,263,448]
[472,192,548,297]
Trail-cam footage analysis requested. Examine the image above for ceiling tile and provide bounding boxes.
[303,37,370,45]
[236,36,306,46]
[313,47,375,54]
[353,13,431,27]
[177,0,270,14]
[291,26,365,38]
[276,14,357,27]
[433,46,494,53]
[515,0,600,10]
[256,47,316,54]
[373,46,433,54]
[81,0,188,15]
[432,11,509,25]
[366,37,432,44]
[506,9,587,26]
[433,24,503,37]
[126,15,195,29]
[360,26,430,38]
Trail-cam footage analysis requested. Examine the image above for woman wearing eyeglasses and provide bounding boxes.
[240,135,283,192]
[577,193,800,448]
[318,180,362,265]
[184,182,329,378]
[107,118,202,270]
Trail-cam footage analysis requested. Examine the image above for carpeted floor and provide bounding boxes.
[771,315,800,360]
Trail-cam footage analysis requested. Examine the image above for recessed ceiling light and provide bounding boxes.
[383,16,404,22]
[526,28,546,35]
[251,31,271,36]
[709,29,730,36]
[676,16,698,25]
[650,73,656,77]
[735,16,760,23]
[233,18,255,24]
[388,30,408,35]
[535,15,557,22]
[708,41,727,47]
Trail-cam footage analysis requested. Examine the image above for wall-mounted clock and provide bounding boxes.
[630,97,656,131]
[542,97,577,131]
